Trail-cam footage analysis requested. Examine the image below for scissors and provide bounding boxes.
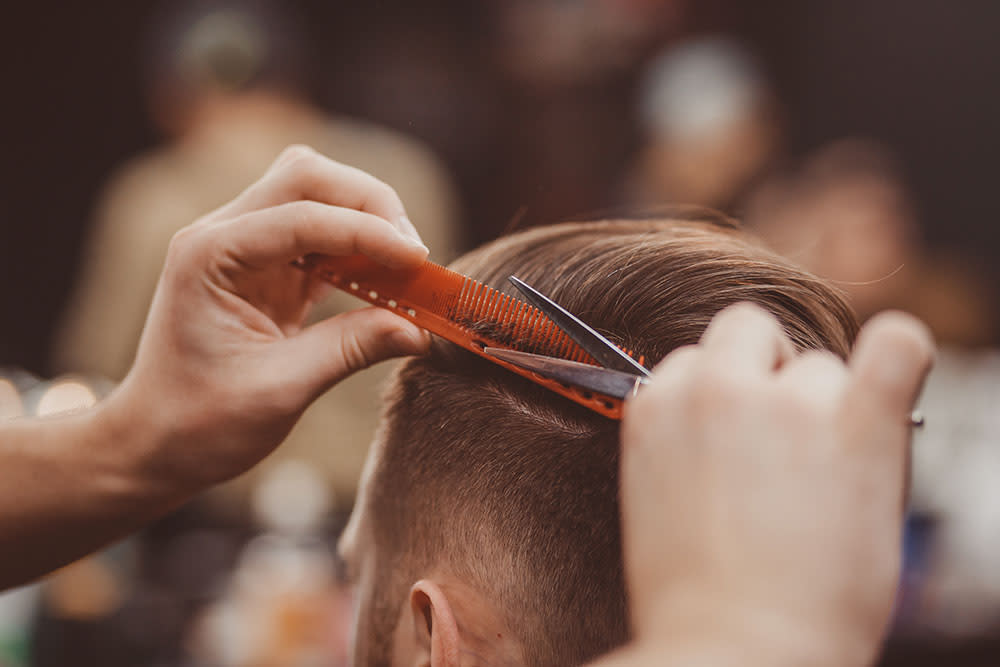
[483,276,651,405]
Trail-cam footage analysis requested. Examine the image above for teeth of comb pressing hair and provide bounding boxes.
[299,254,627,417]
[451,276,585,359]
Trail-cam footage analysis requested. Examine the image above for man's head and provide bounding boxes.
[339,217,858,666]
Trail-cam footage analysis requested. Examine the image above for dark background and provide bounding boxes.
[3,0,1000,374]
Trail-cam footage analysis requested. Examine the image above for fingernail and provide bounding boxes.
[392,324,431,353]
[398,216,428,250]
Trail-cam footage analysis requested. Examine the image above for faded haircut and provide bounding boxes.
[366,218,858,666]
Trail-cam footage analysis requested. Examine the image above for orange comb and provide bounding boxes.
[299,253,625,418]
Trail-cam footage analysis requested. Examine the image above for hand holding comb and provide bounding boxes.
[296,253,644,418]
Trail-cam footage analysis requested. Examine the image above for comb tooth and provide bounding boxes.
[542,316,557,355]
[485,288,501,321]
[455,279,476,320]
[478,289,493,321]
[497,294,511,325]
[541,317,558,356]
[568,337,584,363]
[532,314,549,355]
[473,283,490,319]
[470,285,483,318]
[462,282,477,319]
[523,305,539,349]
[504,295,518,328]
[537,312,552,353]
[561,330,576,358]
[500,293,513,319]
[493,292,507,324]
[457,278,474,316]
[476,287,493,320]
[568,334,584,360]
[555,330,572,360]
[502,296,519,345]
[549,319,562,353]
[564,338,577,362]
[510,301,527,342]
[528,309,546,354]
[486,285,500,317]
[515,305,531,350]
[517,306,535,352]
[467,282,485,320]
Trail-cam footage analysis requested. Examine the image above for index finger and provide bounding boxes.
[203,201,428,270]
[210,146,419,243]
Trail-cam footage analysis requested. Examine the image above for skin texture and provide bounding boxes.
[597,304,934,667]
[0,146,430,589]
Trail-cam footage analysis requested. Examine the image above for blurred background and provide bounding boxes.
[2,0,1000,665]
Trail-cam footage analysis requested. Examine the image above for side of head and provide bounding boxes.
[341,218,858,666]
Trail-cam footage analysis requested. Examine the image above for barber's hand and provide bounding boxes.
[103,146,430,492]
[620,304,934,667]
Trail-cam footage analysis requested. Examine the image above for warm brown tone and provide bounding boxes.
[366,217,859,666]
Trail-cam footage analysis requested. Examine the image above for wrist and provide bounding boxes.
[92,381,201,512]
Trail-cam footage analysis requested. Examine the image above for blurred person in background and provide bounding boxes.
[51,0,460,509]
[484,0,684,233]
[745,139,1000,641]
[745,139,994,343]
[627,36,782,212]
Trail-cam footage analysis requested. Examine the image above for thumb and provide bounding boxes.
[276,306,430,399]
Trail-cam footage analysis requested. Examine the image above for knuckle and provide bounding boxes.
[376,181,401,205]
[339,333,374,372]
[284,200,332,234]
[278,146,322,185]
[166,224,200,256]
[277,144,316,165]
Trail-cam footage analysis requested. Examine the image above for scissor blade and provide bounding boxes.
[484,347,648,400]
[508,276,650,377]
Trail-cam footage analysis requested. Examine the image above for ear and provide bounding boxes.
[403,579,462,667]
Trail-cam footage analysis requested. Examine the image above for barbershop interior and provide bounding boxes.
[3,1,1000,665]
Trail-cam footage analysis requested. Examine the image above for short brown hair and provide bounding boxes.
[367,218,857,666]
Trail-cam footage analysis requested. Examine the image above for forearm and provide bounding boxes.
[0,393,186,590]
